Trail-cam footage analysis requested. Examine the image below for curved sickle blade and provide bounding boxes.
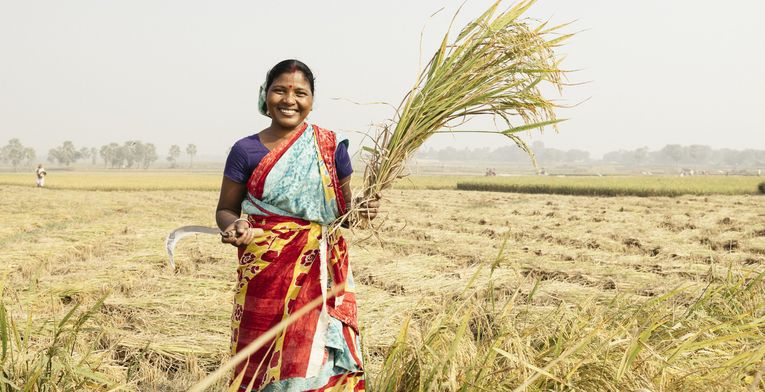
[165,226,220,270]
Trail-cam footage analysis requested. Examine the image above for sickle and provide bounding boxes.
[165,226,222,270]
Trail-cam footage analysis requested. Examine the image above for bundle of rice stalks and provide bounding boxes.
[360,0,570,203]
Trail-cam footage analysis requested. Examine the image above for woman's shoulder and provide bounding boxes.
[231,132,268,153]
[232,132,261,147]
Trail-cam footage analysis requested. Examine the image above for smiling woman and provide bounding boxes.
[259,61,315,129]
[215,59,378,391]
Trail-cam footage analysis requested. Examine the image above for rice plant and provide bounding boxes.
[372,251,765,391]
[360,0,570,205]
[0,286,113,391]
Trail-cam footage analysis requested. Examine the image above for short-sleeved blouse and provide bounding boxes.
[224,133,353,184]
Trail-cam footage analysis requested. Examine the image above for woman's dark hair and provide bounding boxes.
[261,59,315,115]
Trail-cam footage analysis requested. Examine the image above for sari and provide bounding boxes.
[231,123,364,391]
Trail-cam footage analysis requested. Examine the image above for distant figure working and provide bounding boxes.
[35,164,46,187]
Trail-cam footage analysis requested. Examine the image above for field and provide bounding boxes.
[1,173,765,391]
[455,175,765,196]
[0,171,762,194]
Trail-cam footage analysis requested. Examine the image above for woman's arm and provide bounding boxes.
[339,175,353,211]
[216,176,259,246]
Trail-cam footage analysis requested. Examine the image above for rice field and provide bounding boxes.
[0,171,761,195]
[1,173,764,390]
[456,176,764,197]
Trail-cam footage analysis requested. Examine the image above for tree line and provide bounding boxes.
[416,141,591,164]
[416,142,765,168]
[0,139,198,170]
[602,145,765,167]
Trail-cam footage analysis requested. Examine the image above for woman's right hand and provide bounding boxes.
[221,219,263,247]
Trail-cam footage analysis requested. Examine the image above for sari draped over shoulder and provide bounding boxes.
[231,123,364,391]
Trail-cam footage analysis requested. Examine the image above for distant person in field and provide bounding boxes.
[215,59,379,391]
[35,164,47,187]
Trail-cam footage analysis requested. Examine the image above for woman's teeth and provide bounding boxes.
[279,108,297,115]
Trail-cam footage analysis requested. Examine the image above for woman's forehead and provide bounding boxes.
[272,71,310,88]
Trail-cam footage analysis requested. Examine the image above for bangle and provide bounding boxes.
[234,218,251,228]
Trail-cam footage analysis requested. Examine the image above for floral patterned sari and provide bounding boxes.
[231,123,364,391]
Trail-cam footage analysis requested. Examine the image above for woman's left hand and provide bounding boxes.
[357,195,381,220]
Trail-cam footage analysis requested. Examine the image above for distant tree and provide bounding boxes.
[48,141,81,166]
[633,147,649,165]
[78,147,92,164]
[603,147,649,166]
[113,143,130,168]
[564,149,590,163]
[167,145,181,168]
[106,142,122,168]
[186,144,197,168]
[97,141,158,169]
[437,146,458,161]
[538,147,564,163]
[602,150,625,164]
[24,148,35,166]
[688,145,711,164]
[90,147,98,165]
[658,144,686,166]
[0,139,36,171]
[100,144,115,168]
[123,141,139,168]
[491,145,528,162]
[720,149,740,166]
[143,143,158,169]
[415,147,433,160]
[737,149,760,167]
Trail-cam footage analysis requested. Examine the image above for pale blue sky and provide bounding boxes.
[1,1,763,158]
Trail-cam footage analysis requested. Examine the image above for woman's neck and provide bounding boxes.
[269,122,304,135]
[267,122,304,138]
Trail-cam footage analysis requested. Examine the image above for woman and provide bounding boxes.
[216,59,378,391]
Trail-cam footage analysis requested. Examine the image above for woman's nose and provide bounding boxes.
[282,92,296,104]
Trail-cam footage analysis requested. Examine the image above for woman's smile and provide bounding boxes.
[277,107,298,116]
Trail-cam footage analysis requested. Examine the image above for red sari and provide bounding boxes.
[230,124,364,391]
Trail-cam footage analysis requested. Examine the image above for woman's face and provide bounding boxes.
[266,71,313,130]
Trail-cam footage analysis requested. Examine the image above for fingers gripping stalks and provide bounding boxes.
[335,193,382,231]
